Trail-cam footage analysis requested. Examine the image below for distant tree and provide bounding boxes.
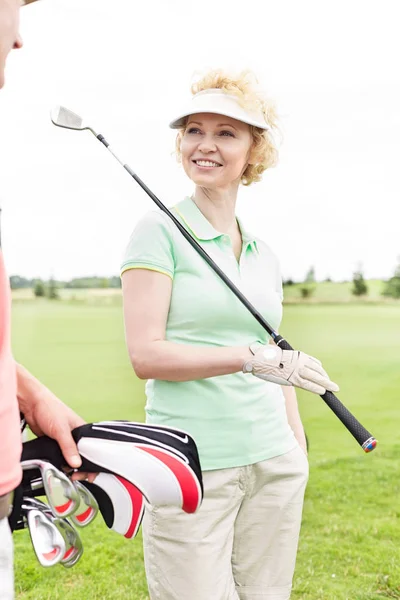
[352,265,368,297]
[299,285,314,299]
[109,276,122,289]
[383,257,400,299]
[324,276,332,283]
[33,279,46,298]
[10,275,33,289]
[65,276,121,289]
[283,278,295,286]
[300,266,316,299]
[47,276,59,300]
[305,266,316,283]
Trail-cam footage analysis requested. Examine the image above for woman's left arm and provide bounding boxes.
[282,385,307,455]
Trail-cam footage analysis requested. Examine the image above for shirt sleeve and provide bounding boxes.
[120,211,175,279]
[276,262,284,301]
[256,239,284,302]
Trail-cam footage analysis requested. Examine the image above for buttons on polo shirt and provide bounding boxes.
[221,235,230,245]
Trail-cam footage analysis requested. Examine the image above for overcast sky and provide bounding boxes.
[0,0,399,282]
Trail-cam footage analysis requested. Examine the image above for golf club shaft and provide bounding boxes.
[95,133,376,453]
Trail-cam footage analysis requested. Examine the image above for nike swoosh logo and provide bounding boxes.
[91,426,191,463]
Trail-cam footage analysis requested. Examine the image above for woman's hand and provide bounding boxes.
[243,342,339,395]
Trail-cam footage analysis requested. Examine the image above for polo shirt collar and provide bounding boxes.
[236,215,258,253]
[173,197,258,251]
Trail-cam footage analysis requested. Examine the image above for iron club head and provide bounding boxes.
[21,460,80,518]
[52,517,84,568]
[70,481,99,527]
[50,106,97,135]
[21,499,83,568]
[25,508,66,567]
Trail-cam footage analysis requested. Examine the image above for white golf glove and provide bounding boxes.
[243,342,339,395]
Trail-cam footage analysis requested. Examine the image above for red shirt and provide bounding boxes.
[0,249,22,496]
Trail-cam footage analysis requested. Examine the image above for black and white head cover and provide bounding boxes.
[20,421,203,538]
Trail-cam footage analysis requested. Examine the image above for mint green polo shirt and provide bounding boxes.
[121,197,296,470]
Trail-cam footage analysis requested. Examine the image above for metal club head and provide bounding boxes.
[26,508,66,567]
[13,497,51,531]
[70,481,99,528]
[22,497,51,513]
[51,105,96,134]
[22,460,80,518]
[22,500,83,568]
[55,518,84,568]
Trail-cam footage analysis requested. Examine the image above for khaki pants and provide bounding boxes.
[143,445,308,600]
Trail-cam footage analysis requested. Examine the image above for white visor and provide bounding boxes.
[169,89,270,131]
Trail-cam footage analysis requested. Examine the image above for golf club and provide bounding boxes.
[70,481,99,528]
[22,459,80,518]
[24,476,98,528]
[51,516,83,568]
[24,506,66,567]
[19,499,83,567]
[21,497,50,511]
[50,106,377,453]
[21,470,144,538]
[13,497,50,530]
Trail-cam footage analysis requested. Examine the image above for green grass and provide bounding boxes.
[11,300,400,599]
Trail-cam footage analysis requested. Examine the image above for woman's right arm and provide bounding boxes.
[122,268,252,382]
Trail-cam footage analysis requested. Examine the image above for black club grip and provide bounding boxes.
[275,336,377,452]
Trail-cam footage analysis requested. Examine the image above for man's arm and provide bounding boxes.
[16,363,84,468]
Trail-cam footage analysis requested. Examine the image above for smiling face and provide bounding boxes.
[180,113,254,191]
[0,0,24,89]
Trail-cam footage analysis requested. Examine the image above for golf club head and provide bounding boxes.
[15,498,54,532]
[51,106,93,133]
[70,481,99,528]
[22,460,80,518]
[52,517,83,568]
[23,500,83,568]
[26,508,66,567]
[22,497,51,512]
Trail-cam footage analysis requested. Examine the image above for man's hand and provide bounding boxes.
[16,363,84,469]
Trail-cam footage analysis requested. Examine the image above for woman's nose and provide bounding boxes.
[197,135,217,153]
[14,34,24,50]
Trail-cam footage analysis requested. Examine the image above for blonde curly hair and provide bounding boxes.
[175,69,279,186]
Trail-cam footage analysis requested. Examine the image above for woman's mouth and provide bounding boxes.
[193,159,222,168]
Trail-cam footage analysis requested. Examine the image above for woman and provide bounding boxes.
[121,70,338,600]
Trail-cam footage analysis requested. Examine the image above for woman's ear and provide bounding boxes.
[175,131,183,163]
[247,144,259,166]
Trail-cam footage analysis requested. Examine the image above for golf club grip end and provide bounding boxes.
[321,389,376,452]
[362,437,378,453]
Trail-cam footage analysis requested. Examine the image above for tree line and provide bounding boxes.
[10,275,122,290]
[283,257,400,299]
[10,275,122,299]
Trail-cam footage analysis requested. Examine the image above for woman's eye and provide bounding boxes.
[187,127,201,134]
[219,130,234,137]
